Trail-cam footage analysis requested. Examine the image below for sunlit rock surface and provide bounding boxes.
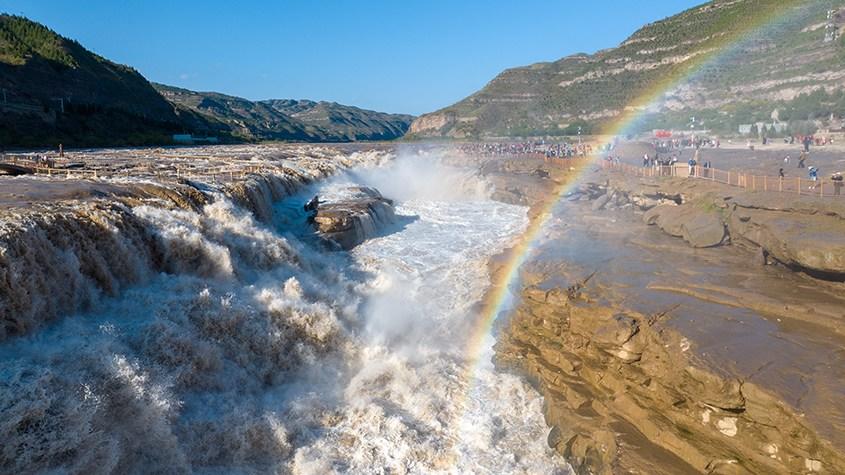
[311,186,396,250]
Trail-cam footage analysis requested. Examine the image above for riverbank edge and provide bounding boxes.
[473,156,845,474]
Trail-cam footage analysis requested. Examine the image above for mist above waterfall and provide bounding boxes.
[0,150,566,474]
[348,149,493,203]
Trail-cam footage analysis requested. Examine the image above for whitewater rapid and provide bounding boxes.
[0,155,566,474]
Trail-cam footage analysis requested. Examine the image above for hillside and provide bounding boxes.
[0,14,412,148]
[157,85,414,142]
[408,0,845,139]
[0,14,197,147]
[262,99,414,141]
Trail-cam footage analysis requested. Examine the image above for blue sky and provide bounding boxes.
[1,1,701,115]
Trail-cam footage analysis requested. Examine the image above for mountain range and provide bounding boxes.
[156,84,413,142]
[5,1,845,147]
[408,0,845,139]
[0,14,412,147]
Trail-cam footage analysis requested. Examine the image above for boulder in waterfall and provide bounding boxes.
[312,186,396,250]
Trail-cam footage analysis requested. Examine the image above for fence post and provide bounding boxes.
[797,177,801,195]
[764,176,767,191]
[820,182,824,198]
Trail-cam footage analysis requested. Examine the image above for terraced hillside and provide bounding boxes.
[408,0,845,139]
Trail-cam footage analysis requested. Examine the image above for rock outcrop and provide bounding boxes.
[643,204,728,248]
[581,174,845,279]
[495,278,845,474]
[311,187,396,250]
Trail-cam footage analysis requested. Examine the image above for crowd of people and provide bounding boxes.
[457,141,594,159]
[456,137,844,196]
[652,136,720,152]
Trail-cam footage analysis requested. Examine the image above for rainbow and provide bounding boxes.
[453,0,810,454]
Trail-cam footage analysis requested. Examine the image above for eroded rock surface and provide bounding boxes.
[311,186,396,250]
[582,173,845,278]
[495,277,845,475]
[463,155,845,474]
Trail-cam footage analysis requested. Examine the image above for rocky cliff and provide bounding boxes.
[409,0,845,139]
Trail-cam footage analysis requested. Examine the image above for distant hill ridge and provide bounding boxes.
[408,0,845,139]
[0,14,412,147]
[157,84,414,142]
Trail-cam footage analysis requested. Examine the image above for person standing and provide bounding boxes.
[833,172,843,196]
[688,155,697,177]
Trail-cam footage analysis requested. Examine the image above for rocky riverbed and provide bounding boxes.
[469,154,845,474]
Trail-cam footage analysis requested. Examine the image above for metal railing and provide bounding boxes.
[602,161,844,198]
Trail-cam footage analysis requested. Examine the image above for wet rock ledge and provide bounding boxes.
[311,186,396,250]
[573,175,845,279]
[494,277,845,475]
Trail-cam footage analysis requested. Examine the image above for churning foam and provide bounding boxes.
[0,155,567,473]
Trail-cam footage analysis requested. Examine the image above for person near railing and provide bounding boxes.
[833,172,844,196]
[808,167,819,190]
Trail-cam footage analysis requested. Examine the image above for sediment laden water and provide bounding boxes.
[0,153,566,474]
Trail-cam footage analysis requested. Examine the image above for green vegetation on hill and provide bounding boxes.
[409,0,845,139]
[0,14,412,148]
[0,14,196,148]
[0,15,76,67]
